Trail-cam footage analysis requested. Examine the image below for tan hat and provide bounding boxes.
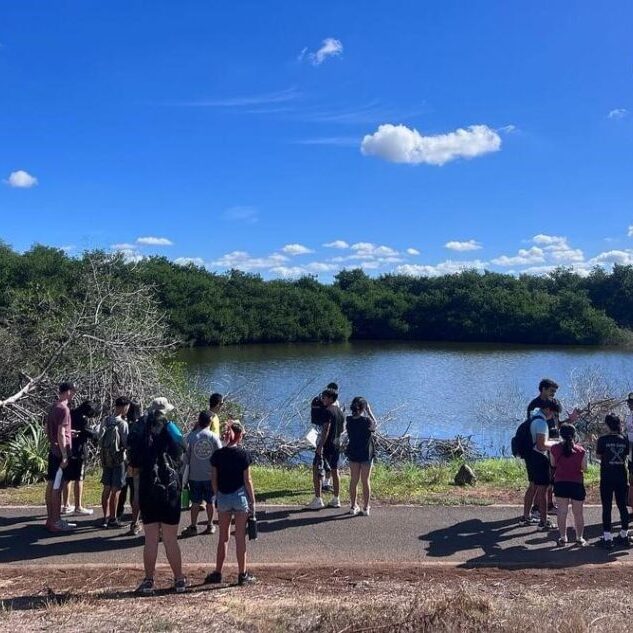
[148,397,175,414]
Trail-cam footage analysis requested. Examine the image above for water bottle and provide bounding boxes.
[180,486,190,510]
[247,515,258,540]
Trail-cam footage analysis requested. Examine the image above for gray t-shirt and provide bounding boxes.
[530,410,549,455]
[186,428,222,481]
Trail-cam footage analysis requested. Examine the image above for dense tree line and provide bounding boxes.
[1,243,632,346]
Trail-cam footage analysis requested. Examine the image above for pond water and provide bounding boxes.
[177,341,633,456]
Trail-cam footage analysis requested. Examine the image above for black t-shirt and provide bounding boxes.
[211,446,252,494]
[323,405,345,448]
[345,415,376,462]
[527,397,560,439]
[596,433,629,480]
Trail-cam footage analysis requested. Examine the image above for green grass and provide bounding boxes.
[0,459,603,507]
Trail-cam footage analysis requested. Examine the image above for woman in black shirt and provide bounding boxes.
[596,414,631,549]
[345,397,376,517]
[205,421,256,586]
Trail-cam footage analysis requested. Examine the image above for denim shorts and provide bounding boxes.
[216,486,249,513]
[189,480,214,504]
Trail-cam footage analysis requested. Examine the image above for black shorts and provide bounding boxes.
[553,481,586,501]
[64,457,85,482]
[139,484,181,526]
[526,451,550,486]
[46,452,65,482]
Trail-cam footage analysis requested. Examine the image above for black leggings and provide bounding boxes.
[600,478,629,532]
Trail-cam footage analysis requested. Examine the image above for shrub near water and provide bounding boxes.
[0,421,48,485]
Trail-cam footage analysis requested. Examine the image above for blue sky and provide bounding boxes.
[1,1,632,279]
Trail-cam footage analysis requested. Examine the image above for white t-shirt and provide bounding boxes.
[530,411,549,455]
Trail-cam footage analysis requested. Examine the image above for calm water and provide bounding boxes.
[177,342,633,455]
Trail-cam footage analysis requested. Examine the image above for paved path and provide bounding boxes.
[1,505,632,568]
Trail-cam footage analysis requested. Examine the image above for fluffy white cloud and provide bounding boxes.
[323,240,350,249]
[531,234,583,263]
[532,234,567,247]
[136,236,173,246]
[627,225,633,238]
[111,243,143,263]
[395,260,486,277]
[608,108,628,120]
[209,251,289,271]
[406,248,420,256]
[445,240,482,252]
[281,243,314,256]
[5,170,38,188]
[360,123,501,166]
[303,38,343,66]
[350,242,399,257]
[174,257,205,267]
[111,243,137,251]
[589,250,633,266]
[490,247,545,267]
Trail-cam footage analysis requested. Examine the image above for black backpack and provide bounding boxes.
[511,414,543,458]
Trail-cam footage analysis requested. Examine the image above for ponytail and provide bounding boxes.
[559,423,576,458]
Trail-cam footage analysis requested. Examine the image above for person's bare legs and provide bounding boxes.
[571,500,585,540]
[234,512,248,575]
[349,463,360,508]
[45,481,53,524]
[360,462,373,510]
[143,522,160,579]
[523,482,535,519]
[108,488,121,520]
[101,486,110,521]
[205,501,214,528]
[61,481,70,510]
[190,503,201,528]
[51,487,62,524]
[557,498,569,541]
[161,523,184,580]
[215,512,232,574]
[535,485,548,524]
[73,480,84,510]
[312,462,323,498]
[331,468,340,497]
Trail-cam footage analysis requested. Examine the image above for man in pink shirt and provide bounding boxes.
[45,382,77,532]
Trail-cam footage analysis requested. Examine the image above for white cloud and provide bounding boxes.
[136,236,173,246]
[360,123,501,166]
[589,250,633,266]
[530,234,583,263]
[350,242,399,257]
[304,38,343,66]
[111,243,143,263]
[445,240,482,252]
[209,251,289,271]
[406,248,420,256]
[323,240,350,249]
[5,170,38,188]
[498,124,517,134]
[111,243,137,251]
[532,234,567,247]
[281,243,314,256]
[174,257,205,267]
[608,108,628,120]
[395,260,486,277]
[491,247,545,267]
[627,225,633,237]
[223,206,259,224]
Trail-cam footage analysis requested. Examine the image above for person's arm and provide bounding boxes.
[581,452,588,472]
[58,420,69,467]
[549,448,557,468]
[365,403,377,425]
[535,432,557,451]
[120,420,129,450]
[316,421,330,455]
[243,465,255,514]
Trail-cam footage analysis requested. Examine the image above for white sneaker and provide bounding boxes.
[306,497,325,510]
[361,507,371,516]
[61,505,73,515]
[350,505,360,516]
[328,496,341,508]
[73,507,94,516]
[54,520,76,531]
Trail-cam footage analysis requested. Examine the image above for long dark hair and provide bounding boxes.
[559,423,576,457]
[350,397,367,416]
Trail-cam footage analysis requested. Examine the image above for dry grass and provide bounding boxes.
[1,564,632,632]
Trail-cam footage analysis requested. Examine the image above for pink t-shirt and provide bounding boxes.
[46,400,72,457]
[551,443,585,484]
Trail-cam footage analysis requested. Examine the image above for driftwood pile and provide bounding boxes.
[242,429,481,466]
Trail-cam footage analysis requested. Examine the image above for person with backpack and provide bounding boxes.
[518,399,560,530]
[345,397,376,516]
[136,397,187,595]
[61,400,99,516]
[116,402,143,535]
[596,414,631,549]
[204,420,256,586]
[99,396,130,529]
[310,382,339,492]
[549,424,587,547]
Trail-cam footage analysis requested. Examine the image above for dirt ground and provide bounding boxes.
[1,563,632,632]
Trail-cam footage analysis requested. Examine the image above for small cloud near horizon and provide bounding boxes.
[445,240,482,252]
[136,236,173,246]
[281,243,314,256]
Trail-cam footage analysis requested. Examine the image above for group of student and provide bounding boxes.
[44,382,256,593]
[519,378,633,548]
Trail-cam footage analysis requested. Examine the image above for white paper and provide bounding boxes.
[53,467,63,490]
[305,428,318,448]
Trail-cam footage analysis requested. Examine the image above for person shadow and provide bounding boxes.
[420,516,631,568]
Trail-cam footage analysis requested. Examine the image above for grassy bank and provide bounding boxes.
[0,458,602,507]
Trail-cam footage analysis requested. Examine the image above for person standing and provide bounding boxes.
[549,424,587,547]
[624,393,633,508]
[136,398,187,594]
[208,393,223,436]
[205,421,256,586]
[307,388,345,509]
[596,414,631,549]
[99,396,130,528]
[45,382,77,532]
[181,411,222,537]
[345,397,376,516]
[62,400,99,516]
[117,401,144,535]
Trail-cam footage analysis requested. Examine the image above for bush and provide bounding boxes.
[0,421,48,485]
